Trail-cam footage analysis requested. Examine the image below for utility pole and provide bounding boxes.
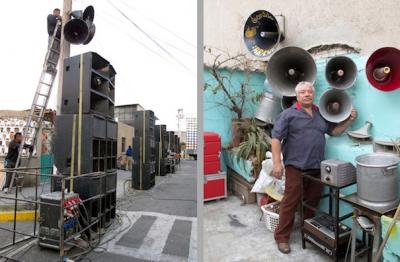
[56,0,72,114]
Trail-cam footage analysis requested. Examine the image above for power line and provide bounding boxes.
[100,4,195,59]
[96,12,173,64]
[106,0,194,74]
[118,0,196,49]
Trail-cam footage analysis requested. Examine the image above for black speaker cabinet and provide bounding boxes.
[60,52,116,118]
[54,114,117,175]
[133,110,155,138]
[133,135,156,163]
[132,162,156,190]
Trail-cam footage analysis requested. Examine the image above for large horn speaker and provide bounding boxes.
[244,10,283,58]
[319,89,352,123]
[325,56,357,89]
[64,6,95,45]
[254,92,282,124]
[266,46,316,97]
[366,47,400,91]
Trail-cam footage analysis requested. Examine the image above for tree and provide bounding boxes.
[204,47,262,121]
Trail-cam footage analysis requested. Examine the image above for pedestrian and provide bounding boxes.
[271,81,357,254]
[47,8,61,47]
[2,132,34,193]
[125,145,133,171]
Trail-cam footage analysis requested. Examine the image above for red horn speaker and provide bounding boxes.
[365,47,400,91]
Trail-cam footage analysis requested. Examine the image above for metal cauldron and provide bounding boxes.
[355,152,400,209]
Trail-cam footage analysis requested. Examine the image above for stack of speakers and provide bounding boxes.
[54,51,117,230]
[155,125,168,176]
[132,110,156,190]
[167,131,176,152]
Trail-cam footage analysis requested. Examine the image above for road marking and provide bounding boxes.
[100,211,197,262]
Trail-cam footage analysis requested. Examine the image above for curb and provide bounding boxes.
[0,210,38,222]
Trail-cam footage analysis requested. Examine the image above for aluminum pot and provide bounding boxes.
[355,153,400,209]
[254,92,282,125]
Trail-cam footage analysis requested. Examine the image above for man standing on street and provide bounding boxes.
[125,145,133,171]
[271,81,357,254]
[3,132,33,193]
[47,8,61,47]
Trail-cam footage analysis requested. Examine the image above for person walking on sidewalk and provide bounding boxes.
[271,81,357,254]
[3,132,34,193]
[125,145,133,171]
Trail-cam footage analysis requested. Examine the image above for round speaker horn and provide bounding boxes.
[325,56,357,89]
[266,46,317,97]
[83,24,96,45]
[319,89,352,123]
[244,10,281,58]
[83,5,95,23]
[254,92,282,124]
[64,19,89,44]
[366,47,400,91]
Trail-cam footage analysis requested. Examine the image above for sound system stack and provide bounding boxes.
[52,52,117,231]
[132,110,156,190]
[155,125,167,176]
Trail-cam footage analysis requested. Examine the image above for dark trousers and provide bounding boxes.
[3,161,16,189]
[274,165,323,243]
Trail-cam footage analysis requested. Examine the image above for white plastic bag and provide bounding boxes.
[251,151,286,201]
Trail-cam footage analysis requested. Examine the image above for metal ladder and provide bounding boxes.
[6,20,62,193]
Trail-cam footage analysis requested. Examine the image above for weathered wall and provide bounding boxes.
[204,0,400,70]
[117,122,134,158]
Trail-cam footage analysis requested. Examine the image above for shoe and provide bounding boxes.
[277,242,291,254]
[3,188,8,193]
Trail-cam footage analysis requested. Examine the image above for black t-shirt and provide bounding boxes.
[47,14,57,36]
[6,140,20,164]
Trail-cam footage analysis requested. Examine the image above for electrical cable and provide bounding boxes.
[106,0,194,74]
[95,12,173,63]
[117,0,196,49]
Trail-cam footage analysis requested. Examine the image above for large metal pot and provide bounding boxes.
[254,92,282,124]
[355,153,400,209]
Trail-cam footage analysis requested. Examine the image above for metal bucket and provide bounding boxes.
[355,153,400,209]
[254,92,282,124]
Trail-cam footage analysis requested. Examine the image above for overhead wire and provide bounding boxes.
[95,9,175,64]
[118,0,196,49]
[106,0,195,74]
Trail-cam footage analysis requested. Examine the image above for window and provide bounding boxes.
[121,137,126,153]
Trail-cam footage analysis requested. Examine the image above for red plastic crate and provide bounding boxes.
[204,132,221,155]
[204,154,220,174]
[204,172,227,201]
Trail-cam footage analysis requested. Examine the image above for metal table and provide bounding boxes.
[340,193,398,261]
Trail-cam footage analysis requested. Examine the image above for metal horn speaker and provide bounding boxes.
[266,46,316,97]
[254,92,282,124]
[319,89,352,123]
[325,56,357,89]
[64,5,95,45]
[366,47,400,91]
[244,10,283,58]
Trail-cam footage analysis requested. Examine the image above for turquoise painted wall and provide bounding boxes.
[204,54,400,260]
[203,68,270,147]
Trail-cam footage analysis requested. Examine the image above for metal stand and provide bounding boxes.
[341,193,398,262]
[300,171,355,261]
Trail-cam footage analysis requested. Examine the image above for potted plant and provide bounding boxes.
[204,47,263,147]
[236,119,271,179]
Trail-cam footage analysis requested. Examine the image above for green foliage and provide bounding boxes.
[236,119,271,169]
